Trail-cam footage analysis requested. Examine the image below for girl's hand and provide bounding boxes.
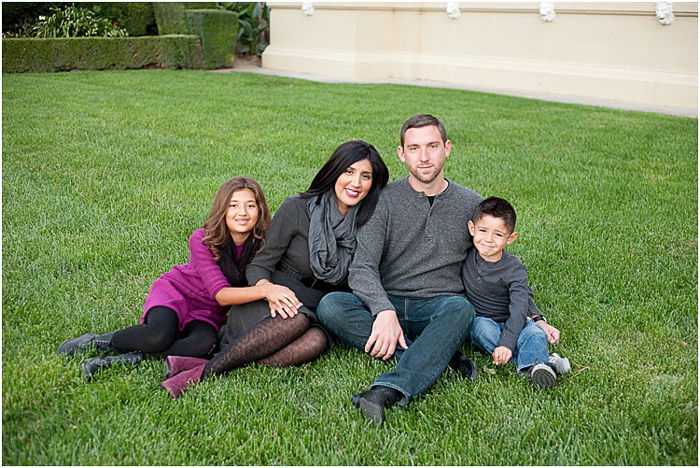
[261,283,302,319]
[492,346,512,366]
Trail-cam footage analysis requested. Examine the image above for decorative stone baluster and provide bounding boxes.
[539,2,556,22]
[655,2,675,25]
[446,2,461,20]
[302,2,314,16]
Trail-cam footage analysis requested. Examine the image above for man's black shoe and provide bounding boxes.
[449,351,478,381]
[351,386,402,424]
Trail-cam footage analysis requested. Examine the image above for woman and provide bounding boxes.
[57,177,299,379]
[162,140,390,397]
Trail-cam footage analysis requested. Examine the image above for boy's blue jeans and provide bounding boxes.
[317,292,473,406]
[469,316,549,373]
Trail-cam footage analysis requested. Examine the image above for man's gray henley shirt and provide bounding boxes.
[349,177,483,315]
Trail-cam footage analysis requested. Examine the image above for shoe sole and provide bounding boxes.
[358,397,386,424]
[531,367,557,388]
[163,359,172,379]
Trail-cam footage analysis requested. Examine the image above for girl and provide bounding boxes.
[57,177,299,379]
[162,140,390,397]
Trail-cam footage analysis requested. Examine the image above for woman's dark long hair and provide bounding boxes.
[300,140,389,226]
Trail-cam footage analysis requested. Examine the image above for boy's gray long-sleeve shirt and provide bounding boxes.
[461,248,532,351]
[349,177,483,315]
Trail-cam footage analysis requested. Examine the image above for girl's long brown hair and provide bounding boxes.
[203,177,271,261]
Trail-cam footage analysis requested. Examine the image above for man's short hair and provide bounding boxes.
[474,197,517,233]
[400,114,447,147]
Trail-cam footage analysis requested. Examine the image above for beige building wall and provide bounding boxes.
[262,2,698,113]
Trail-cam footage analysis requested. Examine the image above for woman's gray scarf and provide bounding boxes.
[306,190,358,285]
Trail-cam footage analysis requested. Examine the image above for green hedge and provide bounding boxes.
[88,2,157,36]
[152,2,189,35]
[2,36,204,73]
[185,9,238,69]
[183,2,218,9]
[3,4,237,72]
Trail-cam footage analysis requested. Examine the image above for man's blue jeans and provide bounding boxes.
[317,292,474,405]
[469,316,549,373]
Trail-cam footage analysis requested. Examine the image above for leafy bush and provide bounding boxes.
[219,2,269,56]
[1,2,69,36]
[32,6,128,38]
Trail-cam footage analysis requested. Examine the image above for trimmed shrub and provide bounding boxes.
[2,36,203,73]
[158,35,204,69]
[152,2,190,35]
[183,3,217,9]
[87,3,157,36]
[184,9,238,69]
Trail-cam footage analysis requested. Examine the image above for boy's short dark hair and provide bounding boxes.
[474,197,517,233]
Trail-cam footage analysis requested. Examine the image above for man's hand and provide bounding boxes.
[492,346,512,366]
[536,321,560,344]
[364,309,407,360]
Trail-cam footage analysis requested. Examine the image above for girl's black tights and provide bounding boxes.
[110,306,217,358]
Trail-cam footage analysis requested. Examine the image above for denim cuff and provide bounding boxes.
[371,382,411,407]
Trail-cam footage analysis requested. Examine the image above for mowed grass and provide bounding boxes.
[2,70,697,465]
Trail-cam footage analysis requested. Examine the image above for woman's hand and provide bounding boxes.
[492,346,512,366]
[259,282,303,319]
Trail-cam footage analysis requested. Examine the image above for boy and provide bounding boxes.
[462,197,569,388]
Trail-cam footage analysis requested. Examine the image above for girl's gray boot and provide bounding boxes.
[81,352,144,380]
[57,331,117,356]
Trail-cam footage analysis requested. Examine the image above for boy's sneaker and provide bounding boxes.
[548,353,571,375]
[530,363,557,388]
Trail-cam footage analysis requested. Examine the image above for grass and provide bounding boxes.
[2,69,697,465]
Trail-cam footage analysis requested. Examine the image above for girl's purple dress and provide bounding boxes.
[140,228,231,333]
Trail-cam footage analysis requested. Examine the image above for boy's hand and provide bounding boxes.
[492,346,512,366]
[537,321,561,344]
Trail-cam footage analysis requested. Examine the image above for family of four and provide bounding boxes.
[58,114,569,424]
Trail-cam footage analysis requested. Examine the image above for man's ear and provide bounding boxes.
[506,231,519,245]
[444,139,452,157]
[468,220,475,236]
[397,146,406,163]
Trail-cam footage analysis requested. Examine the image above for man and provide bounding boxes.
[317,114,560,424]
[317,114,481,424]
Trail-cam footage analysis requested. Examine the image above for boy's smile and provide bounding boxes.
[468,214,519,262]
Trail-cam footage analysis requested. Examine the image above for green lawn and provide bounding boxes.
[2,70,697,465]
